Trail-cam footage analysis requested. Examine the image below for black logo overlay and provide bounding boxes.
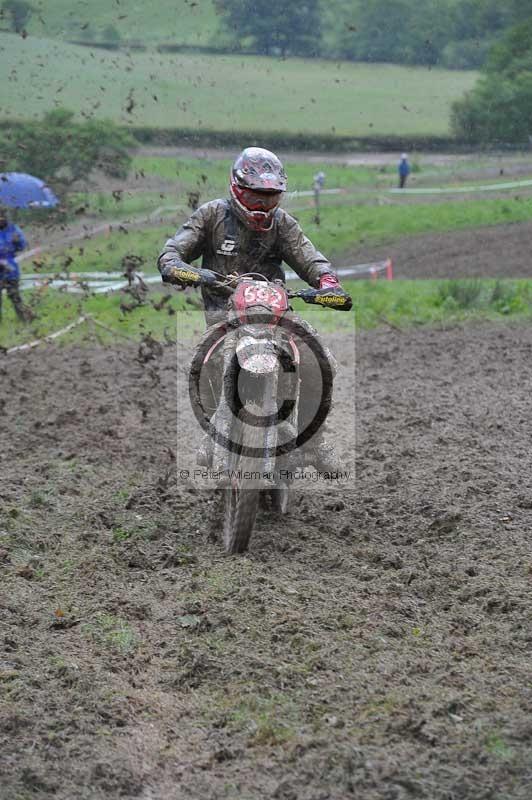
[188,315,333,460]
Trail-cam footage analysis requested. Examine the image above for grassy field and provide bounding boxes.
[133,156,398,190]
[296,196,532,256]
[73,158,399,221]
[29,0,219,45]
[21,192,532,281]
[0,32,477,136]
[72,162,394,222]
[65,148,532,230]
[73,176,532,233]
[76,191,186,221]
[2,279,532,350]
[29,227,175,274]
[132,153,532,194]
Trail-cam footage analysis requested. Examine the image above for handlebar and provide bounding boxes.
[169,269,352,311]
[207,277,352,312]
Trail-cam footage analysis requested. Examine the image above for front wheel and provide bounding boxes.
[223,481,260,554]
[222,399,266,554]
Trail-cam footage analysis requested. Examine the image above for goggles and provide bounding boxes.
[233,185,282,212]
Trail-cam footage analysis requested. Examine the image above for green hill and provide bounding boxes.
[0,33,477,138]
[28,0,219,46]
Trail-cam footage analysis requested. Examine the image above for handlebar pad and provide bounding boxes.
[166,266,217,287]
[300,287,353,311]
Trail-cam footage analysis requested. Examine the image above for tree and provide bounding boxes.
[0,109,135,195]
[452,73,532,143]
[350,0,453,66]
[2,0,33,33]
[212,0,530,67]
[215,0,322,56]
[452,19,532,143]
[318,0,361,60]
[486,19,532,76]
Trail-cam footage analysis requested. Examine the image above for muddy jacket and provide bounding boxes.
[158,198,334,317]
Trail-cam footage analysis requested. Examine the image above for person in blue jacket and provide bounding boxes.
[398,153,411,189]
[0,207,28,321]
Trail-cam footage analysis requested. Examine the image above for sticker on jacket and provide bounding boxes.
[217,238,238,257]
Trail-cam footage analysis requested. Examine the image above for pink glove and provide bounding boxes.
[319,274,340,290]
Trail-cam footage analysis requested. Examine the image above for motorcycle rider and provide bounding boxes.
[158,147,351,471]
[0,208,28,322]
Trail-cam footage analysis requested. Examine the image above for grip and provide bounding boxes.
[302,288,353,311]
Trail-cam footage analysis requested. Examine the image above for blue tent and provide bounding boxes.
[0,172,59,209]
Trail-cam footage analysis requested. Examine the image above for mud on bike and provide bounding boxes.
[184,271,352,553]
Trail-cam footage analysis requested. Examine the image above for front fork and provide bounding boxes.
[212,331,295,481]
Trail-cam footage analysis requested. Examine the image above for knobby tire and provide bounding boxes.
[223,401,265,554]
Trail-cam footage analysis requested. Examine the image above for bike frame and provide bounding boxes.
[208,276,300,483]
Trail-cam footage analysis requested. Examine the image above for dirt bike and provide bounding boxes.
[188,272,352,554]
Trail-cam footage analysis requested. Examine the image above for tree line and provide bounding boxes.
[215,0,532,144]
[214,0,513,69]
[0,109,134,204]
[1,0,525,74]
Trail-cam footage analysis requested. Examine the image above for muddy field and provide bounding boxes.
[1,323,531,799]
[343,220,532,280]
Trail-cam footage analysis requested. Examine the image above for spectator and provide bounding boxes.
[313,171,326,223]
[0,208,28,322]
[398,153,411,189]
[313,171,326,192]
